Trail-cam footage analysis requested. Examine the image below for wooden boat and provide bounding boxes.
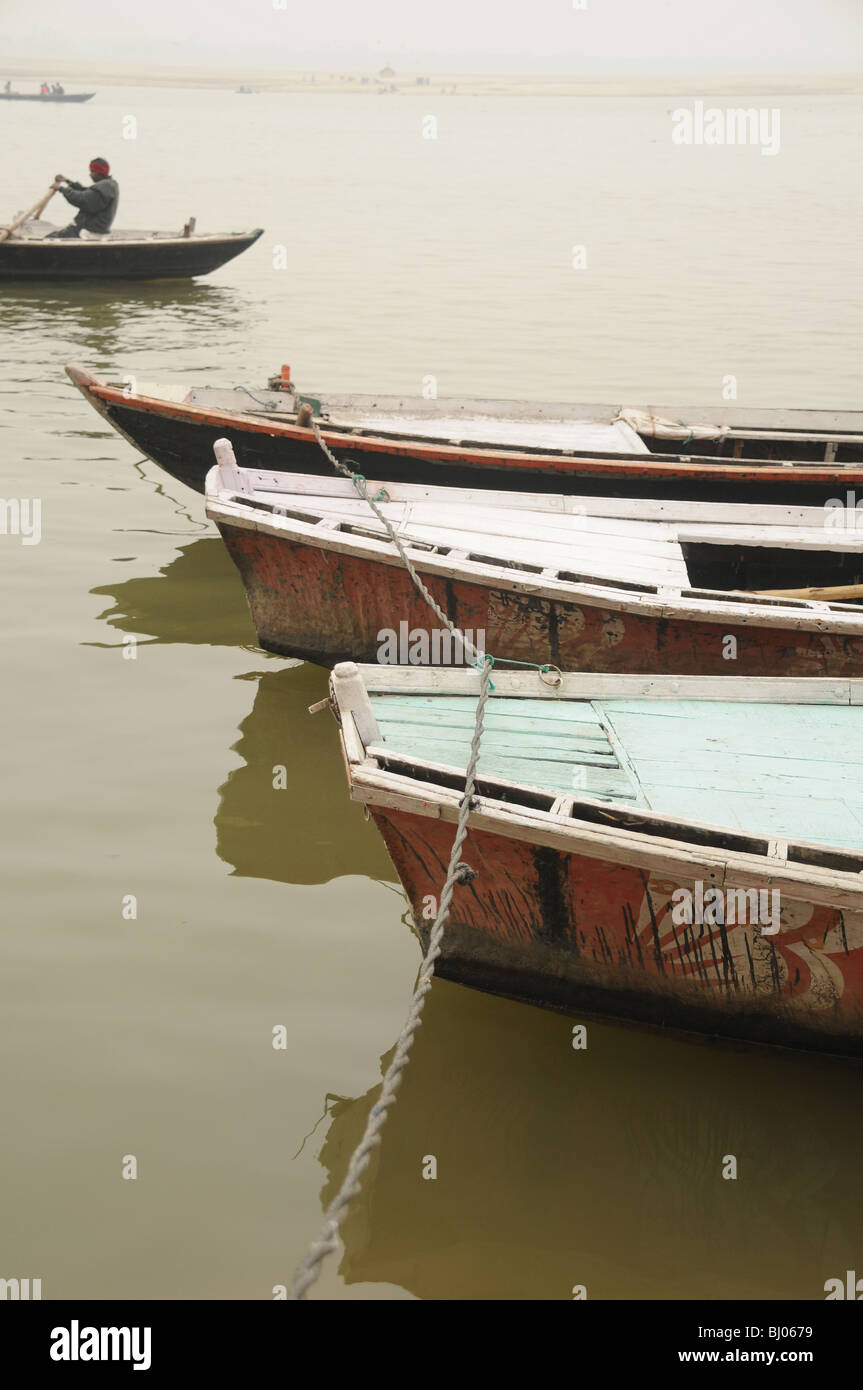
[328,662,863,1056]
[66,363,863,505]
[1,224,263,281]
[0,90,95,102]
[205,454,863,677]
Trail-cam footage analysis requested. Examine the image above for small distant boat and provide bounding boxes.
[328,661,863,1056]
[0,223,263,281]
[61,365,863,505]
[235,86,257,94]
[204,451,863,678]
[0,90,95,103]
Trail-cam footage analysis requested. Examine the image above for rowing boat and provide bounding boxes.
[328,662,863,1056]
[0,91,95,102]
[205,452,863,677]
[66,363,863,504]
[1,223,263,281]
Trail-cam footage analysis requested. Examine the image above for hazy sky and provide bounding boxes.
[2,0,862,72]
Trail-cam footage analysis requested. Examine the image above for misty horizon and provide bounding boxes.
[2,0,863,75]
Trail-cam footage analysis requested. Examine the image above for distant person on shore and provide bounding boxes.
[47,159,119,239]
[4,81,11,93]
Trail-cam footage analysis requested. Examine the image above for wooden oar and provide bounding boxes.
[742,582,863,602]
[0,184,58,244]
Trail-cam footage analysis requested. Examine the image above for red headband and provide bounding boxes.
[89,159,110,177]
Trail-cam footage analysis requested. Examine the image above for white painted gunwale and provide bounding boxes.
[219,464,863,528]
[205,482,863,633]
[17,228,261,248]
[353,667,863,703]
[348,765,863,912]
[234,468,863,529]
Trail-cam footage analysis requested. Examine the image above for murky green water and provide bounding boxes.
[1,86,862,1300]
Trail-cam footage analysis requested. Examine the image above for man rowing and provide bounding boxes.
[47,158,119,239]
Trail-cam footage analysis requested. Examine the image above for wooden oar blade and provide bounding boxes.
[0,185,57,243]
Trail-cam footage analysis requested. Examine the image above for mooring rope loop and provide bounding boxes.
[288,655,494,1300]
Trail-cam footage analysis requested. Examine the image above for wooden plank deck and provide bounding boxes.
[224,472,863,592]
[235,469,863,528]
[601,700,863,850]
[334,412,651,454]
[369,692,863,850]
[368,694,641,801]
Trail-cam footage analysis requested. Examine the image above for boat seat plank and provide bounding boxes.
[678,523,863,552]
[368,694,606,725]
[333,412,652,455]
[268,494,680,547]
[384,523,687,587]
[378,726,620,768]
[598,700,863,850]
[269,497,690,586]
[368,699,606,737]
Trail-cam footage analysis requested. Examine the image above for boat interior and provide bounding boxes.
[345,671,863,866]
[123,377,863,463]
[210,467,863,607]
[14,220,253,244]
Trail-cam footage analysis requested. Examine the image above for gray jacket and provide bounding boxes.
[60,177,119,234]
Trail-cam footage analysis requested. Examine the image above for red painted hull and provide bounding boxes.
[372,805,863,1056]
[218,521,863,677]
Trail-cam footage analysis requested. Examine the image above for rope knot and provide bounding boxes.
[453,862,477,885]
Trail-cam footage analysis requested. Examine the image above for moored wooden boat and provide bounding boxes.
[1,224,263,281]
[328,663,863,1056]
[205,454,863,677]
[66,363,863,504]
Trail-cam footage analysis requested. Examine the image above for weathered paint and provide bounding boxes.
[368,692,863,850]
[217,521,863,677]
[66,367,863,504]
[372,805,863,1056]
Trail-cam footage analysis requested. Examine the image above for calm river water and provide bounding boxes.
[1,85,862,1300]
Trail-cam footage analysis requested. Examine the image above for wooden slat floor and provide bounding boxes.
[232,479,863,593]
[369,693,863,849]
[602,700,863,850]
[342,412,650,454]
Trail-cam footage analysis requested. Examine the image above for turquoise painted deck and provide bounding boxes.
[369,693,863,851]
[369,695,641,803]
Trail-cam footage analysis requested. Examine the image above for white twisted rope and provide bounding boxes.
[306,416,483,666]
[287,413,495,1299]
[289,655,493,1299]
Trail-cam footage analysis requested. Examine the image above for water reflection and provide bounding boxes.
[216,665,397,886]
[0,280,253,363]
[89,539,390,884]
[317,980,863,1300]
[91,537,253,647]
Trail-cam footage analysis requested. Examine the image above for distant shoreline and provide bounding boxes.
[2,62,862,97]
